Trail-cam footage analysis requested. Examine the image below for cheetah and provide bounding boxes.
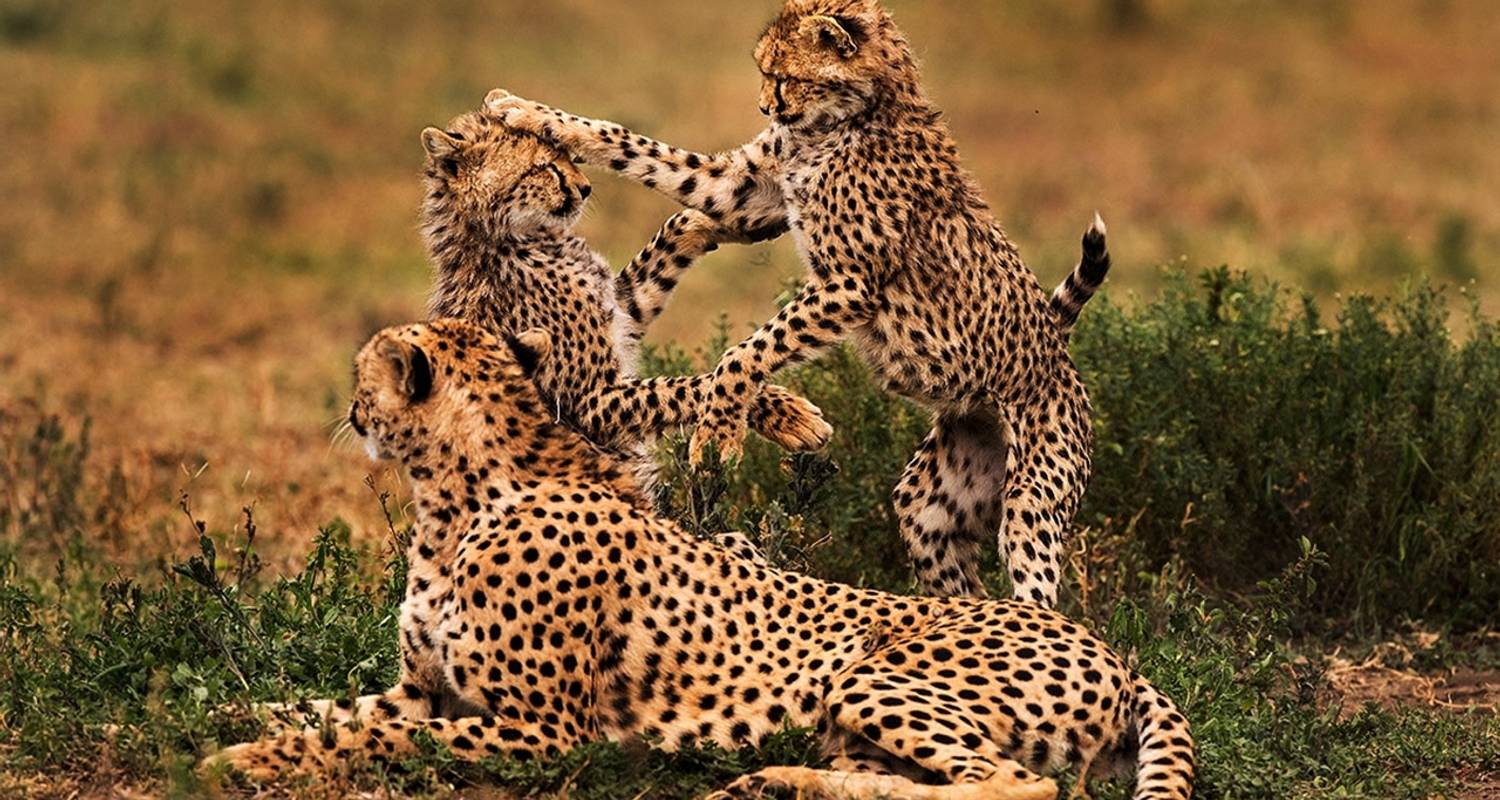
[485,0,1112,605]
[203,320,1195,800]
[417,107,832,490]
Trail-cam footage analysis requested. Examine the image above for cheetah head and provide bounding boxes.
[421,110,592,240]
[349,319,552,465]
[754,0,914,132]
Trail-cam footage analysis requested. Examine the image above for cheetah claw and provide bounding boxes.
[690,419,747,468]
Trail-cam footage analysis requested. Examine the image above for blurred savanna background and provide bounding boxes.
[2,0,1500,797]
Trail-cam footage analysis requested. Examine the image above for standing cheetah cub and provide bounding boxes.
[417,107,831,489]
[204,320,1195,800]
[487,0,1111,605]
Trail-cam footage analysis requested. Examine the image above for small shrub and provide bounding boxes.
[1074,269,1500,633]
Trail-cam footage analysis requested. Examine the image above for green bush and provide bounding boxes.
[3,270,1499,795]
[651,270,1500,634]
[0,522,401,780]
[1075,270,1500,633]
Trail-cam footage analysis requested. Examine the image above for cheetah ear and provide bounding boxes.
[505,329,552,377]
[380,338,433,404]
[421,127,461,159]
[800,14,861,58]
[483,89,512,110]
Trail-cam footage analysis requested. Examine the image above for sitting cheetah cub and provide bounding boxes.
[487,0,1112,605]
[419,107,831,489]
[204,320,1193,800]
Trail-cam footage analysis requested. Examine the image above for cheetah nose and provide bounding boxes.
[758,103,772,116]
[578,184,592,200]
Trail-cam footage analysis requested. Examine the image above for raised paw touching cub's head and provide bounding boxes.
[420,109,589,239]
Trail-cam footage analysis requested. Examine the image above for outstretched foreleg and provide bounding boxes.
[690,273,874,464]
[572,376,831,455]
[711,766,1057,800]
[485,90,788,236]
[203,715,579,783]
[249,680,449,735]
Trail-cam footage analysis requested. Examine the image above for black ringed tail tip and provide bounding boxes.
[1050,212,1112,338]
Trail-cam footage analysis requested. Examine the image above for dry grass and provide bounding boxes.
[1,0,1497,562]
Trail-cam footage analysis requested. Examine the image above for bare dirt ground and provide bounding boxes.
[1325,660,1500,720]
[1322,642,1499,800]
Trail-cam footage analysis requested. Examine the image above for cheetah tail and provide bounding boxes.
[1049,212,1111,339]
[1130,675,1195,800]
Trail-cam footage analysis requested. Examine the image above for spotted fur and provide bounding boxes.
[1051,214,1112,338]
[419,109,832,491]
[486,0,1105,604]
[202,320,1194,800]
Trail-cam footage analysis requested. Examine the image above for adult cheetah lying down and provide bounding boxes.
[418,106,832,490]
[204,320,1195,800]
[487,0,1112,605]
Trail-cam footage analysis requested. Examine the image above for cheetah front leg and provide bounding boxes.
[690,273,875,464]
[203,714,582,783]
[615,210,720,340]
[249,681,444,735]
[246,667,485,736]
[485,90,789,236]
[574,375,833,455]
[712,767,1057,800]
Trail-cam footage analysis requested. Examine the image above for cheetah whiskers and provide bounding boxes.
[325,413,358,453]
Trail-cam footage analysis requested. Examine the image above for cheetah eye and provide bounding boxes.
[446,130,465,140]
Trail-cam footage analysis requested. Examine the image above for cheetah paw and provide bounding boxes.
[751,385,833,453]
[706,772,770,799]
[690,410,748,468]
[199,741,285,784]
[484,89,555,135]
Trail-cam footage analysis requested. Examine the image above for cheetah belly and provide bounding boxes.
[590,600,843,751]
[854,288,987,409]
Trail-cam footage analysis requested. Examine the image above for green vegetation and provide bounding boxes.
[658,270,1500,634]
[2,272,1498,797]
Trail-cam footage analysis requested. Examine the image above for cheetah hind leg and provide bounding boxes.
[708,766,1058,800]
